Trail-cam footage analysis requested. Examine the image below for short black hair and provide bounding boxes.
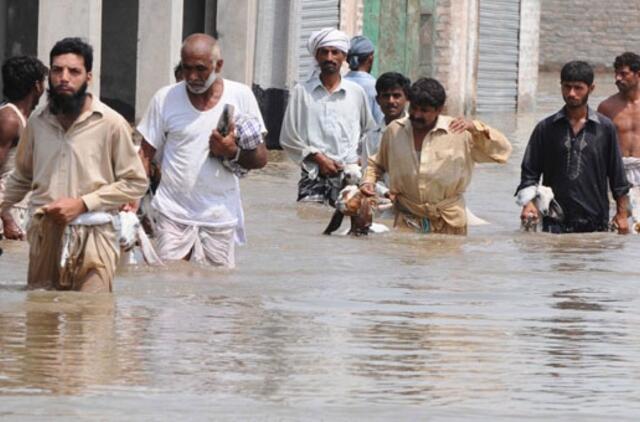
[50,37,93,72]
[2,56,48,102]
[375,72,411,97]
[408,77,446,108]
[560,60,594,86]
[614,52,640,73]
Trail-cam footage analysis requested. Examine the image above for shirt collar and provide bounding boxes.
[552,106,601,124]
[399,114,451,134]
[39,94,105,127]
[309,74,347,94]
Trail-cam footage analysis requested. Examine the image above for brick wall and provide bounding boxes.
[540,0,640,70]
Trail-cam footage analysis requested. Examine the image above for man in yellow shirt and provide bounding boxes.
[360,78,512,234]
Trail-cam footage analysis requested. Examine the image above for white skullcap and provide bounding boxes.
[307,27,350,56]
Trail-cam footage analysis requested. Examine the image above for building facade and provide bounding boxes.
[0,0,541,149]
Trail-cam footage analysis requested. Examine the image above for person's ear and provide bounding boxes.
[214,59,224,73]
[589,84,595,94]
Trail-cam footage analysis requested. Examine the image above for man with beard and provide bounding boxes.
[0,56,47,240]
[0,37,147,291]
[280,27,376,204]
[138,33,267,268]
[360,77,511,235]
[598,52,640,230]
[517,61,629,234]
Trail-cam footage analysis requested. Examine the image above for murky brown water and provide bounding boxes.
[2,73,640,420]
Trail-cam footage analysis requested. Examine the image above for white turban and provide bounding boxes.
[307,27,350,57]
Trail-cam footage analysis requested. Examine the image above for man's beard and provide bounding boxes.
[564,94,589,109]
[48,82,88,116]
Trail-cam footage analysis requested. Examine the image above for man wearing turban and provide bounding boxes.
[280,28,376,204]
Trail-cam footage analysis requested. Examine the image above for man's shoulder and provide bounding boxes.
[94,99,131,128]
[223,78,254,97]
[597,92,624,113]
[0,106,22,129]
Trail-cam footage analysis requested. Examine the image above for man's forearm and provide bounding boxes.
[237,144,268,170]
[616,194,630,217]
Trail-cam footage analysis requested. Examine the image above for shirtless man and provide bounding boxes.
[0,56,47,240]
[598,52,640,230]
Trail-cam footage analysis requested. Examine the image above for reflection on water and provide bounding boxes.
[1,73,640,419]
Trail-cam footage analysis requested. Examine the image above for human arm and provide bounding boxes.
[449,117,512,163]
[0,111,20,171]
[360,128,390,196]
[78,120,148,214]
[607,125,631,234]
[211,115,268,174]
[0,124,34,214]
[516,124,545,221]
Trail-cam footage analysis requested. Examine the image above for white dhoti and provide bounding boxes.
[623,157,640,230]
[154,213,235,268]
[623,157,640,187]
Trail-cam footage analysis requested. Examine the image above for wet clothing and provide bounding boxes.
[344,70,383,123]
[361,111,409,170]
[280,75,376,201]
[517,107,630,231]
[363,115,511,234]
[296,168,344,205]
[0,96,147,292]
[26,210,119,292]
[623,157,640,187]
[154,212,235,268]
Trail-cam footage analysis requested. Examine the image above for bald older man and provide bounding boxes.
[280,28,376,204]
[137,33,267,268]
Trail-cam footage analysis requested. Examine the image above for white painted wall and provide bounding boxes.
[135,0,183,121]
[38,0,102,97]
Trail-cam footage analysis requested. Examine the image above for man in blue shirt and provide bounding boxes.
[344,35,383,123]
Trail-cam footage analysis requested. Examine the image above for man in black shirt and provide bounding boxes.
[517,61,630,234]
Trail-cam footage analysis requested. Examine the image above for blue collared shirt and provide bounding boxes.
[344,70,383,123]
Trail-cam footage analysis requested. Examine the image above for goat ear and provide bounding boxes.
[323,211,344,235]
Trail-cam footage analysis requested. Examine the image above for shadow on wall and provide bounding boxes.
[101,97,136,124]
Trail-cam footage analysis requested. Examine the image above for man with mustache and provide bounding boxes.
[280,27,376,204]
[518,61,629,234]
[360,77,511,235]
[138,33,267,268]
[598,52,640,230]
[0,56,47,241]
[0,37,148,291]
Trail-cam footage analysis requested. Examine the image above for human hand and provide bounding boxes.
[520,202,539,224]
[449,117,475,134]
[313,153,342,176]
[209,120,238,159]
[43,198,87,224]
[360,182,376,196]
[120,200,139,213]
[612,212,629,235]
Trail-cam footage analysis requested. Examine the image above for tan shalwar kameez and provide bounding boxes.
[363,115,512,234]
[0,96,148,292]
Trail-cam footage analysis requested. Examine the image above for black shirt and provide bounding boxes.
[517,106,630,228]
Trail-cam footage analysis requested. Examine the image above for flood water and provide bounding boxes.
[2,73,640,420]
